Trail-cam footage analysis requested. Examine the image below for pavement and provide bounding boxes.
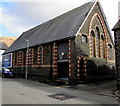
[2,78,119,104]
[68,80,117,97]
[43,79,118,97]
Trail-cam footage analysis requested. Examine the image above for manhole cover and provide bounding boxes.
[48,93,75,101]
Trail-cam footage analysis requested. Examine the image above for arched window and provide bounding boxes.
[96,27,101,57]
[18,51,24,65]
[16,52,19,66]
[27,48,34,65]
[91,30,96,57]
[101,35,105,58]
[37,46,43,65]
[17,51,23,66]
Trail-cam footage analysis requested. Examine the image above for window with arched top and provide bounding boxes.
[26,48,34,65]
[91,30,96,57]
[16,50,24,66]
[16,51,19,66]
[37,46,43,65]
[96,27,101,57]
[101,35,105,58]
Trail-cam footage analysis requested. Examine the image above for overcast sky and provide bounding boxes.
[0,0,119,39]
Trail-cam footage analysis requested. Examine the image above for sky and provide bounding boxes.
[0,0,119,40]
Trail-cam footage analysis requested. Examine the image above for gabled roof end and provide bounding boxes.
[75,0,97,37]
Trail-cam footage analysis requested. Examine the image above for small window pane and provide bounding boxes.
[82,34,87,43]
[108,44,112,49]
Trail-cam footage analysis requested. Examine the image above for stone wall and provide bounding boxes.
[114,30,120,88]
[75,2,116,81]
[12,44,52,81]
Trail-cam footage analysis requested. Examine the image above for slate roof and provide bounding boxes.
[4,1,94,54]
[112,19,120,31]
[0,42,8,50]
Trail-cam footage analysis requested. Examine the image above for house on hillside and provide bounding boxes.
[112,19,120,89]
[3,1,116,83]
[0,37,17,47]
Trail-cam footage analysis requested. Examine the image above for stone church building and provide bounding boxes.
[3,1,115,82]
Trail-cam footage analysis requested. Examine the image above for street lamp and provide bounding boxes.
[25,39,29,79]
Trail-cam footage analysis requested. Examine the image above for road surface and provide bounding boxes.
[2,78,119,105]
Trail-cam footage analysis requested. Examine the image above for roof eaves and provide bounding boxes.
[112,28,120,31]
[3,36,75,55]
[75,0,97,37]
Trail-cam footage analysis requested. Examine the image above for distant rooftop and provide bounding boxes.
[0,37,17,47]
[0,42,8,50]
[112,19,120,31]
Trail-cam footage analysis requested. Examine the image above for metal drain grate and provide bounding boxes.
[48,93,76,101]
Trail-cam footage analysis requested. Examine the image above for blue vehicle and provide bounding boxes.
[2,68,14,78]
